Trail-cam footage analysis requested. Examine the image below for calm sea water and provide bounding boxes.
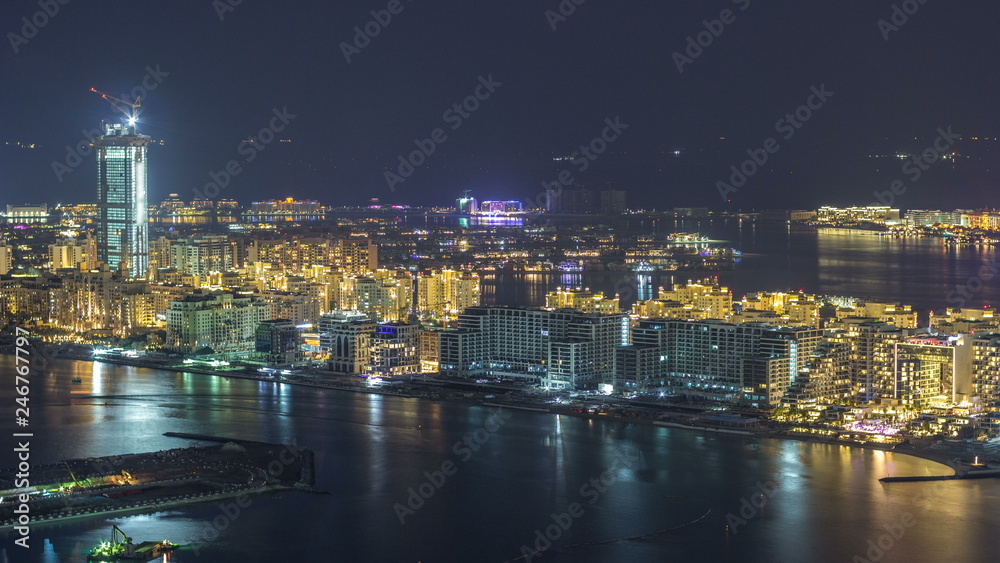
[3,220,1000,562]
[483,219,1000,312]
[2,357,999,562]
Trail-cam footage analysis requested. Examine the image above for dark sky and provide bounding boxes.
[1,0,997,211]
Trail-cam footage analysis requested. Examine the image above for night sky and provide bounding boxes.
[1,0,997,210]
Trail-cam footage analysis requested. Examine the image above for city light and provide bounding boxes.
[3,5,999,561]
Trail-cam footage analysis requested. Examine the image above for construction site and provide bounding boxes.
[0,434,319,530]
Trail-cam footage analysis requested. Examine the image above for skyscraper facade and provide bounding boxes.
[95,122,150,277]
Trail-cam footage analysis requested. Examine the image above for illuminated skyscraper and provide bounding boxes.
[95,122,150,277]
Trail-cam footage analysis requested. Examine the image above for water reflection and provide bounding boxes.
[478,221,1000,311]
[559,273,582,289]
[3,356,998,562]
[637,274,653,301]
[153,216,237,224]
[91,361,103,395]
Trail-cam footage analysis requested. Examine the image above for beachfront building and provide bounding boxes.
[319,311,375,375]
[904,210,963,226]
[825,320,902,403]
[546,312,626,389]
[782,341,853,409]
[892,336,972,408]
[166,291,273,353]
[254,319,302,366]
[419,329,441,373]
[614,344,662,393]
[611,320,671,393]
[815,206,900,225]
[53,269,152,336]
[438,329,487,377]
[440,306,628,390]
[633,319,824,405]
[368,322,420,378]
[972,334,1000,407]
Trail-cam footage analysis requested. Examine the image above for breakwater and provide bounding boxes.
[0,437,321,531]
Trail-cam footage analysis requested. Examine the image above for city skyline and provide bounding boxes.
[5,2,1000,562]
[2,2,999,211]
[3,192,1000,213]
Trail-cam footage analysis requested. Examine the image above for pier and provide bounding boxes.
[880,469,1000,483]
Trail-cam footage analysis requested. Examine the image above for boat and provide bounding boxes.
[87,524,179,562]
[152,540,178,556]
[72,377,83,383]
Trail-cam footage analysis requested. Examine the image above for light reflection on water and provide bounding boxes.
[483,221,1000,312]
[1,357,998,562]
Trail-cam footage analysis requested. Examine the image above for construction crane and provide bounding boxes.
[90,87,141,125]
[54,443,81,490]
